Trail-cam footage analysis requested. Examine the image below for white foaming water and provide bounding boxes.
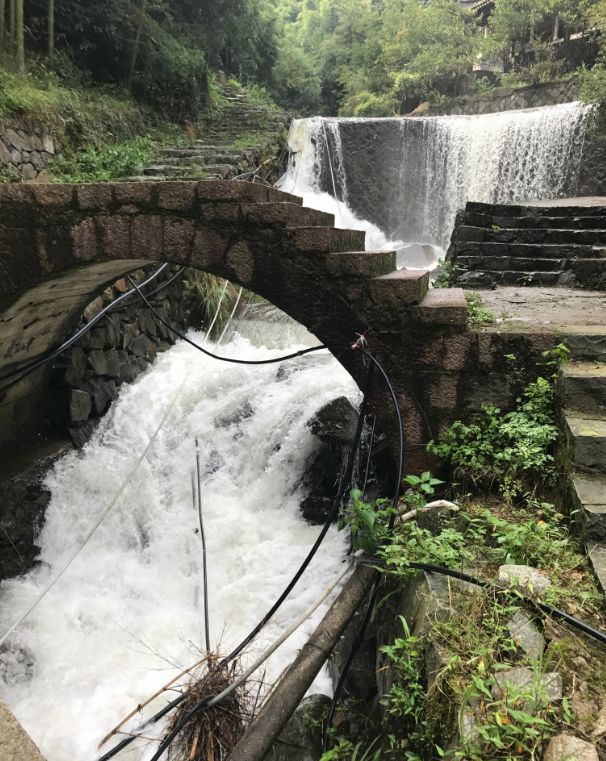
[281,102,591,258]
[278,117,407,261]
[0,327,358,760]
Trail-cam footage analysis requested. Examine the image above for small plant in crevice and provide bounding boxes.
[433,259,456,289]
[465,291,497,326]
[338,490,394,555]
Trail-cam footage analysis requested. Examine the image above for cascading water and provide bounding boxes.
[280,102,592,267]
[0,317,359,760]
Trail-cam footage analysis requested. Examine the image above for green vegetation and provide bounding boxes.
[273,0,601,115]
[429,345,568,501]
[465,292,497,326]
[50,138,154,182]
[326,343,605,760]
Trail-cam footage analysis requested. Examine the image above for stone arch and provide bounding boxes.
[0,180,467,467]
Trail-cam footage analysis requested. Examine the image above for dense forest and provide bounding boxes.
[0,0,606,121]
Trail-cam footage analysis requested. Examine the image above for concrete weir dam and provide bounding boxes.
[0,100,602,760]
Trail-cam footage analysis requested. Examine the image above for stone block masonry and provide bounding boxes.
[47,266,193,447]
[0,118,61,181]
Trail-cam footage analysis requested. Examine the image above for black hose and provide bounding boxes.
[128,276,328,366]
[322,346,405,751]
[0,264,172,391]
[97,352,376,761]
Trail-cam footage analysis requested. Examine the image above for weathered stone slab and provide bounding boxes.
[0,700,46,760]
[507,611,545,661]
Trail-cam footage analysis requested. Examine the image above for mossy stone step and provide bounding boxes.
[570,471,606,541]
[587,541,606,597]
[560,361,606,414]
[564,412,606,474]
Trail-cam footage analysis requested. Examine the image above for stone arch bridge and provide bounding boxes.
[0,180,467,468]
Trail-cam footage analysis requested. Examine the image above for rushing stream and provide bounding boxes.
[280,102,592,268]
[0,317,358,760]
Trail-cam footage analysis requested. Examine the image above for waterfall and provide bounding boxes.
[0,320,357,760]
[280,102,592,265]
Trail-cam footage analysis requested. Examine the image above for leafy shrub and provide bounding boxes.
[428,349,567,500]
[50,137,153,182]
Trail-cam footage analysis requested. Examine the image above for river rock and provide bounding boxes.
[491,666,562,706]
[267,694,330,761]
[0,446,69,581]
[543,734,599,761]
[69,389,92,423]
[455,270,497,289]
[498,564,552,593]
[307,396,359,444]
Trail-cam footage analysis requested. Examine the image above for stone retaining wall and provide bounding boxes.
[0,118,62,180]
[426,79,582,117]
[47,266,193,447]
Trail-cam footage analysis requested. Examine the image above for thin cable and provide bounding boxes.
[98,346,375,760]
[0,384,183,649]
[0,264,170,390]
[128,277,328,366]
[148,562,353,761]
[194,438,211,654]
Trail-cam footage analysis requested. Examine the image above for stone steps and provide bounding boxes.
[456,225,606,246]
[560,360,606,413]
[564,412,606,475]
[449,201,606,289]
[452,241,606,260]
[559,356,606,599]
[469,213,606,230]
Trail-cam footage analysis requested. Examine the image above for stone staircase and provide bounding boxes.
[132,84,289,182]
[560,358,606,596]
[448,201,606,289]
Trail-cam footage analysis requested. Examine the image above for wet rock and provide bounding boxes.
[69,389,92,423]
[52,347,88,387]
[82,379,117,416]
[88,350,108,376]
[69,420,97,448]
[455,270,497,289]
[307,396,359,445]
[267,694,330,761]
[216,401,254,428]
[543,734,599,761]
[498,564,552,593]
[300,495,334,524]
[0,446,69,580]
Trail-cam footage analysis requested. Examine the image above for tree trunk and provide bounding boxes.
[15,0,23,72]
[48,0,54,59]
[8,0,14,58]
[128,0,146,87]
[0,0,5,58]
